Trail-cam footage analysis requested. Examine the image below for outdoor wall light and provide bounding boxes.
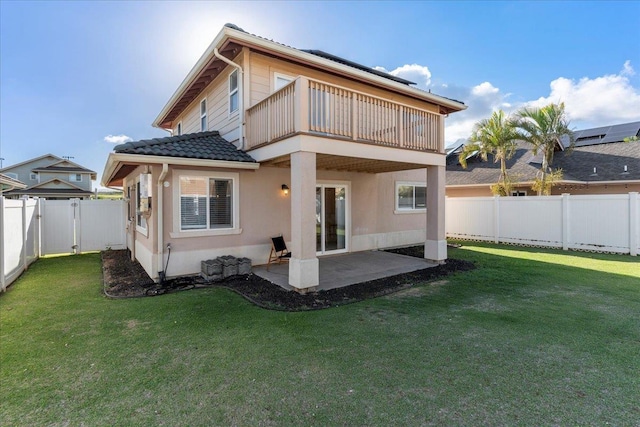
[281,184,289,196]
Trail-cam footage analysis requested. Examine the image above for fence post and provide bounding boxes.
[562,193,569,251]
[72,198,80,254]
[22,198,27,271]
[630,192,638,256]
[493,195,500,244]
[0,196,5,292]
[36,198,42,258]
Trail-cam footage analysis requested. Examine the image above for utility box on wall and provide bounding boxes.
[139,173,151,212]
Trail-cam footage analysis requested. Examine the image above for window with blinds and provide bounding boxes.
[180,177,233,230]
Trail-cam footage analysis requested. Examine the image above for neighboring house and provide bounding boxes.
[446,121,640,197]
[0,173,27,192]
[0,154,96,199]
[101,23,466,292]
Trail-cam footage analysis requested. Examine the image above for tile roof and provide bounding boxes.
[114,131,256,163]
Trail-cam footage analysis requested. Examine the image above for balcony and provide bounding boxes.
[246,77,444,153]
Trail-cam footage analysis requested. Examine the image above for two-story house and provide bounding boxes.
[101,24,466,292]
[0,154,96,199]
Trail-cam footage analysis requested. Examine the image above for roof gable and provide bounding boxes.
[27,178,86,191]
[0,154,62,173]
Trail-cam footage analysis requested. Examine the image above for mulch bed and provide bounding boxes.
[101,248,474,311]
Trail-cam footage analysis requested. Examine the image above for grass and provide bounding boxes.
[1,242,639,426]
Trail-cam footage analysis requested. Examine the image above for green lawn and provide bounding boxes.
[1,243,639,426]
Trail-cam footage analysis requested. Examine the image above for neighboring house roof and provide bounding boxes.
[565,121,640,147]
[0,154,97,180]
[0,153,62,173]
[4,178,93,197]
[113,131,256,163]
[447,121,640,187]
[154,24,466,129]
[0,173,27,191]
[102,131,259,187]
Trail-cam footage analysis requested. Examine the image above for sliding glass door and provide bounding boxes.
[316,184,348,254]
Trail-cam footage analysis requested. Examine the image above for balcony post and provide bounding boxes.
[397,105,404,148]
[438,114,445,153]
[294,77,309,133]
[351,93,358,141]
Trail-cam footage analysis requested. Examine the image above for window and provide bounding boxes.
[136,180,147,232]
[200,99,207,131]
[273,72,294,91]
[30,173,38,181]
[176,122,182,136]
[180,176,234,231]
[70,173,82,182]
[229,70,239,114]
[6,172,18,180]
[396,182,426,211]
[511,190,527,197]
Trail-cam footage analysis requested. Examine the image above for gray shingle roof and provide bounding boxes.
[447,122,640,186]
[114,131,256,163]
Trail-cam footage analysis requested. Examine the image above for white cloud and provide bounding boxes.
[527,62,640,126]
[104,134,133,144]
[375,64,432,88]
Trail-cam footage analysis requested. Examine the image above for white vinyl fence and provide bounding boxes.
[446,193,639,255]
[1,197,127,290]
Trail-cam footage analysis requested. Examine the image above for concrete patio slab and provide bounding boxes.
[253,250,437,291]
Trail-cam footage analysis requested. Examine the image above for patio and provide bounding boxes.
[252,250,438,291]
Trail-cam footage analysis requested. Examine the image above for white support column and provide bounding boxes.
[630,192,638,256]
[289,151,319,291]
[425,165,447,263]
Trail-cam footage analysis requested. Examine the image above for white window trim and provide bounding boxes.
[273,72,295,92]
[6,172,18,180]
[394,181,427,214]
[135,176,148,237]
[229,70,239,116]
[69,173,83,182]
[200,98,207,131]
[176,121,182,136]
[170,170,241,238]
[30,173,38,181]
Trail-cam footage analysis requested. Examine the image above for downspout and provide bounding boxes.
[157,163,168,283]
[213,48,244,149]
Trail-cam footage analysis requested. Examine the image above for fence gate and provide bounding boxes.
[41,199,126,255]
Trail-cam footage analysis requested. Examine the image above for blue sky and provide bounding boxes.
[1,1,639,189]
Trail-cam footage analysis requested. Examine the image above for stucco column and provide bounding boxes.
[425,165,447,263]
[289,151,319,291]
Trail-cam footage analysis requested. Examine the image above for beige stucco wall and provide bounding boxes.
[124,163,434,278]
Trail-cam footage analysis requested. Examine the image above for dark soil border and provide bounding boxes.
[102,249,475,311]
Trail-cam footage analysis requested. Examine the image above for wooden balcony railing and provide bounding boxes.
[245,77,444,153]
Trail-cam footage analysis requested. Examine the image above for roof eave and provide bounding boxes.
[101,152,260,188]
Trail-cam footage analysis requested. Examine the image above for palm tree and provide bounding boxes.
[459,110,519,196]
[514,102,574,195]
